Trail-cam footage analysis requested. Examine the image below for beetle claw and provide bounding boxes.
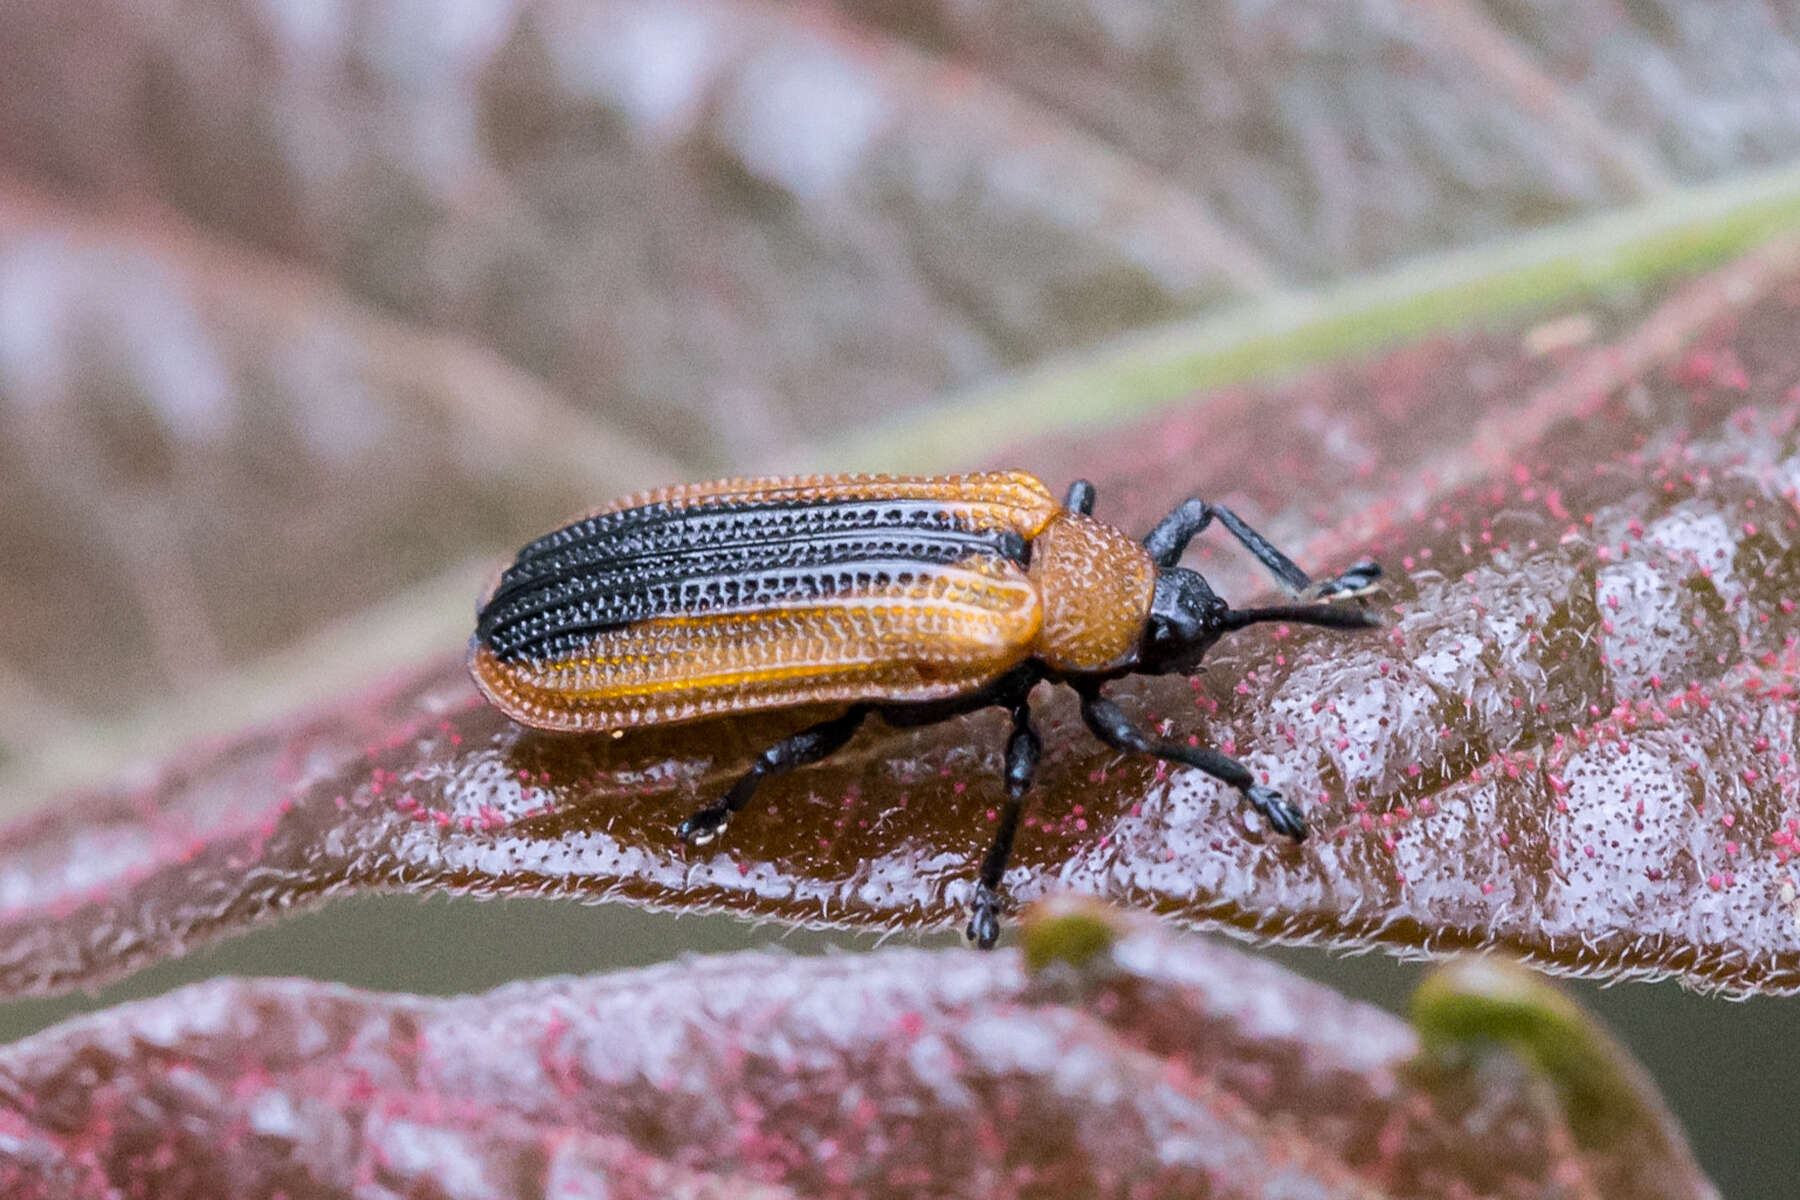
[966,887,1004,949]
[1308,559,1383,601]
[1247,786,1307,841]
[677,813,728,845]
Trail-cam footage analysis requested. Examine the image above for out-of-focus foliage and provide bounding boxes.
[0,902,1717,1199]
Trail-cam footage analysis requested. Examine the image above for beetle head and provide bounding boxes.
[1140,567,1230,674]
[1141,564,1384,675]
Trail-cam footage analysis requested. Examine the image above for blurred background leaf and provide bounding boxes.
[0,902,1721,1199]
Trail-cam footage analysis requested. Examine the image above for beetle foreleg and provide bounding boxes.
[1078,690,1306,841]
[678,706,869,845]
[1144,499,1314,596]
[968,702,1040,949]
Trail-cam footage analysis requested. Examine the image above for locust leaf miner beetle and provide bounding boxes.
[470,472,1382,947]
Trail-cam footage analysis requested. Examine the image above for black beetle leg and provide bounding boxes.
[968,699,1040,949]
[1144,498,1314,596]
[1078,688,1306,841]
[679,706,869,845]
[1063,478,1096,515]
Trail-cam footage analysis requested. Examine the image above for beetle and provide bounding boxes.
[470,471,1381,947]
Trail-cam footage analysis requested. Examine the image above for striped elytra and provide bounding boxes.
[477,496,1036,666]
[469,471,1152,731]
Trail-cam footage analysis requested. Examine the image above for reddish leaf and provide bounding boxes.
[5,244,1800,999]
[0,902,1716,1199]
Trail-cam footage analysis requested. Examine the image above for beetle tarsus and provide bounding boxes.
[1307,558,1383,601]
[1247,786,1307,841]
[677,706,869,846]
[966,886,1003,949]
[677,813,728,845]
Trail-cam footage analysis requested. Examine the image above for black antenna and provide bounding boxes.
[1220,602,1382,632]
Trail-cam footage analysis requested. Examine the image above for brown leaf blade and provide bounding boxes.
[0,903,1716,1199]
[5,248,1800,1000]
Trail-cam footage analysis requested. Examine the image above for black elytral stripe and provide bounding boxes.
[508,555,1017,665]
[479,498,1031,663]
[496,505,1017,602]
[511,496,994,571]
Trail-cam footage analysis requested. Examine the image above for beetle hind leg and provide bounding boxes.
[967,700,1040,949]
[1079,689,1306,841]
[678,706,869,845]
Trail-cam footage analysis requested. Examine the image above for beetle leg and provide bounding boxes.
[968,700,1040,949]
[678,706,869,845]
[1143,499,1316,596]
[1063,478,1096,515]
[1078,689,1306,841]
